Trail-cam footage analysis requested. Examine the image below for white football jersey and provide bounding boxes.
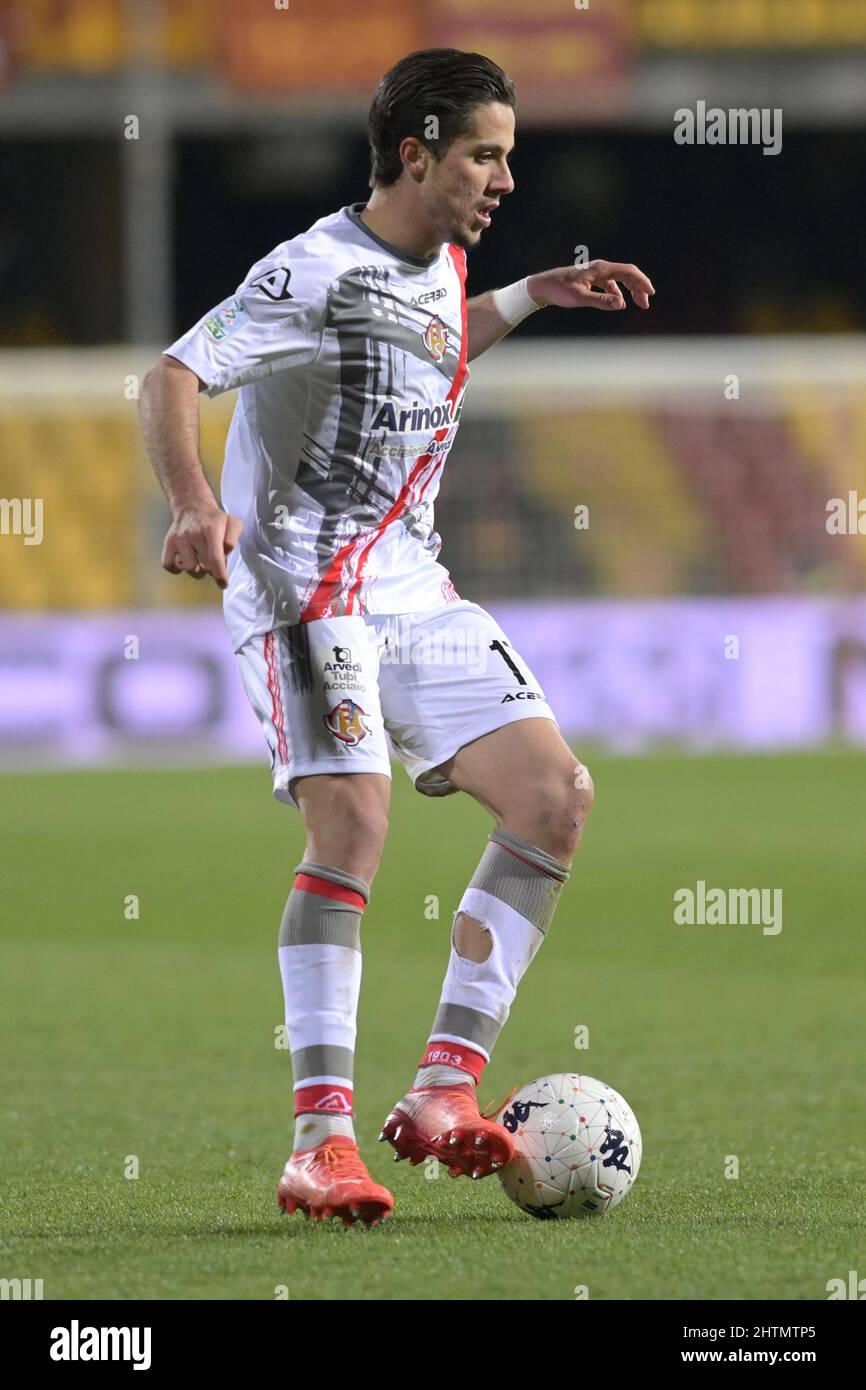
[164,203,470,651]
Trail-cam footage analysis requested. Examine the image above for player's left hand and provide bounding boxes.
[527,261,655,312]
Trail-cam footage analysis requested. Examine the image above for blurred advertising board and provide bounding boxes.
[218,0,633,119]
[3,596,866,772]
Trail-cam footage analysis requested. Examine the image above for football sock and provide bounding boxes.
[414,828,570,1092]
[278,861,369,1152]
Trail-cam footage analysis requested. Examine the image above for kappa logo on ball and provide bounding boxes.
[423,314,449,362]
[324,698,370,746]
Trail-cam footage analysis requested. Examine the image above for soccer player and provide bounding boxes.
[139,48,654,1228]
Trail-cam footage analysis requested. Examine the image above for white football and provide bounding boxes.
[497,1073,642,1219]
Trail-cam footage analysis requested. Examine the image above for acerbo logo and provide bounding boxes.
[371,399,456,433]
[412,287,446,306]
[501,690,545,703]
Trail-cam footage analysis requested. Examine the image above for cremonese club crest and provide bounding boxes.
[423,314,449,362]
[324,698,371,746]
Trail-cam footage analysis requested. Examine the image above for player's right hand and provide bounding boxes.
[161,504,244,590]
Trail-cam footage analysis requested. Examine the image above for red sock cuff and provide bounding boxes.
[294,873,367,911]
[419,1040,487,1085]
[293,1082,354,1116]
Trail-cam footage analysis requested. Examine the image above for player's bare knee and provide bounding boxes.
[296,774,389,878]
[453,911,492,963]
[560,759,594,857]
[303,805,388,881]
[524,760,595,863]
[572,759,595,826]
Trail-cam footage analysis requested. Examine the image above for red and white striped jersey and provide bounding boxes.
[164,203,469,651]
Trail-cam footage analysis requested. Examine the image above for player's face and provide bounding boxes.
[425,102,516,251]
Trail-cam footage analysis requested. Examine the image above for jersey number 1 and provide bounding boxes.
[489,640,527,685]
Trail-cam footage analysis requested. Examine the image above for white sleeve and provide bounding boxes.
[163,243,328,397]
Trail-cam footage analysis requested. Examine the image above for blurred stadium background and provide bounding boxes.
[3,0,866,1306]
[1,0,865,765]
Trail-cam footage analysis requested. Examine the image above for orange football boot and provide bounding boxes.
[379,1082,516,1179]
[277,1136,394,1228]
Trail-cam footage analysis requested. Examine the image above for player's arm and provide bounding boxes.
[465,260,656,362]
[139,354,242,590]
[139,248,326,588]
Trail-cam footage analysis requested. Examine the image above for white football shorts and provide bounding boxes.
[234,599,556,807]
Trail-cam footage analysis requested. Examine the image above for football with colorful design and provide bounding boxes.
[497,1073,642,1219]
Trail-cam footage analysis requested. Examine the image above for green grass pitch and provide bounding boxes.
[2,750,864,1301]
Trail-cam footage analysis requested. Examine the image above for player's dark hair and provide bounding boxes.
[368,49,516,188]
